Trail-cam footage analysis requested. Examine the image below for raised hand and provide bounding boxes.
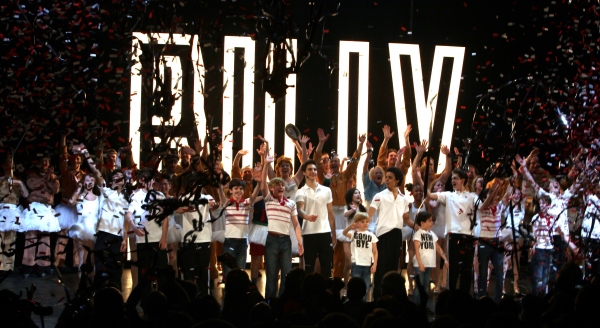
[266,155,274,163]
[317,128,330,143]
[415,140,428,153]
[397,146,407,156]
[382,125,395,140]
[358,133,367,143]
[238,149,249,156]
[300,135,310,144]
[529,147,540,159]
[441,145,450,155]
[307,142,314,156]
[404,124,412,139]
[515,154,526,167]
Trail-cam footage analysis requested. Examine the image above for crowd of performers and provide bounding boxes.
[1,124,599,303]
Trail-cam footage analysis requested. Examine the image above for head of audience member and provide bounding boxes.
[105,149,118,167]
[268,177,286,199]
[141,291,169,320]
[302,272,329,303]
[387,149,398,167]
[80,173,101,196]
[430,178,445,193]
[187,295,220,323]
[369,166,385,185]
[321,153,330,173]
[406,183,424,202]
[435,289,451,317]
[275,156,294,179]
[301,159,318,182]
[163,154,179,175]
[575,283,600,325]
[528,155,541,172]
[385,167,404,190]
[329,154,341,173]
[156,175,171,196]
[93,287,125,319]
[108,169,125,189]
[283,268,306,300]
[363,309,392,328]
[249,302,271,326]
[318,313,360,328]
[520,294,547,328]
[415,211,433,231]
[467,164,478,181]
[346,277,367,302]
[179,146,194,168]
[450,168,468,192]
[345,188,362,207]
[380,271,408,302]
[229,178,246,200]
[474,296,499,327]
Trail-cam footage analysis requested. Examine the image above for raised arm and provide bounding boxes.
[454,147,463,169]
[293,135,309,185]
[343,133,366,179]
[364,141,373,175]
[261,155,273,197]
[315,128,329,183]
[377,125,394,170]
[232,149,248,178]
[412,140,428,188]
[480,180,501,210]
[59,131,70,176]
[516,154,546,196]
[257,140,275,180]
[438,145,453,183]
[73,144,104,186]
[399,125,412,176]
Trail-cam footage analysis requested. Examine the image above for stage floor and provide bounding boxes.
[0,267,526,327]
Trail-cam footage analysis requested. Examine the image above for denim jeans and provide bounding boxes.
[477,238,504,302]
[413,266,432,305]
[531,248,552,296]
[352,263,372,300]
[222,238,248,280]
[265,234,292,299]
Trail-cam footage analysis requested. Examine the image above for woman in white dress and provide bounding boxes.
[0,155,28,273]
[69,174,101,273]
[500,186,526,295]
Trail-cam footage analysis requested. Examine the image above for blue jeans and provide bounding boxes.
[531,248,552,296]
[265,234,292,299]
[413,266,432,305]
[222,238,248,280]
[477,238,504,302]
[352,263,372,299]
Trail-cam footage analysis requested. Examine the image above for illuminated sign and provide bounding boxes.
[129,34,465,177]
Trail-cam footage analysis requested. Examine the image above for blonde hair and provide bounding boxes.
[268,177,286,188]
[368,166,384,181]
[353,212,370,224]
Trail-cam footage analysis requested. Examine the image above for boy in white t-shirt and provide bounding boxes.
[343,212,378,300]
[412,212,448,305]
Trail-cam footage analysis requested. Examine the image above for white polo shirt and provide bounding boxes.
[433,190,478,235]
[97,187,130,237]
[295,183,333,235]
[181,194,214,243]
[370,188,410,237]
[130,189,166,243]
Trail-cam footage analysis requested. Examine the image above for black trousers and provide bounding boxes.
[373,228,403,299]
[303,232,333,278]
[93,231,124,291]
[585,239,600,282]
[549,235,567,284]
[179,242,211,297]
[448,233,476,293]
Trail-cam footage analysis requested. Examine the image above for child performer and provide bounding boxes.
[342,212,378,301]
[529,195,554,295]
[412,212,449,304]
